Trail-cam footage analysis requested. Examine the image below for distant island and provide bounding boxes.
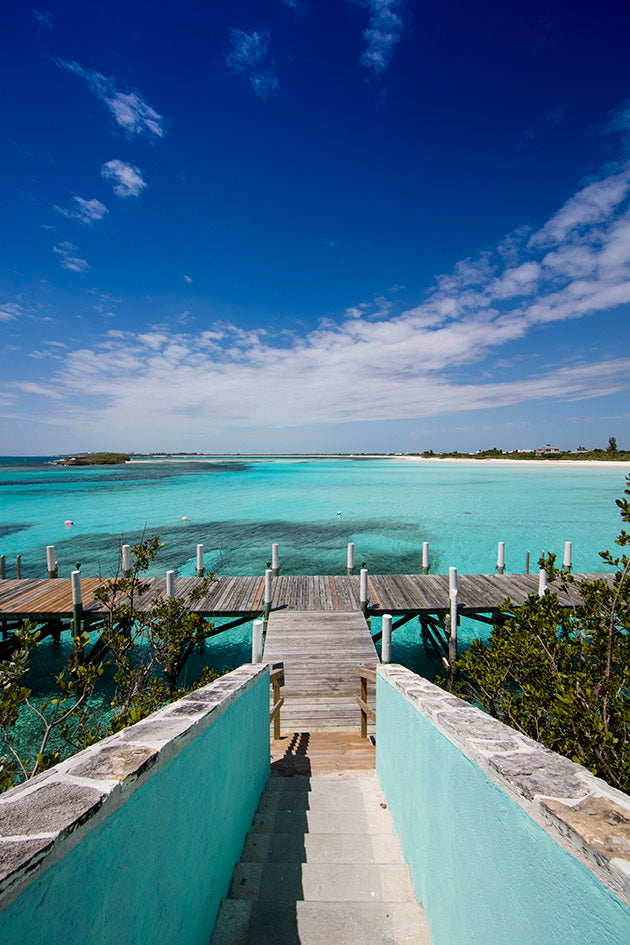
[57,452,130,466]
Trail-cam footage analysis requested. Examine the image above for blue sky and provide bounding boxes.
[2,0,630,454]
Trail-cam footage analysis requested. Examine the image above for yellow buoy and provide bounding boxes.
[182,516,188,521]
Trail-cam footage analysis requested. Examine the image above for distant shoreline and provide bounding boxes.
[125,453,630,468]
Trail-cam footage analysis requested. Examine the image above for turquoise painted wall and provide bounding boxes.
[0,674,270,945]
[376,673,630,945]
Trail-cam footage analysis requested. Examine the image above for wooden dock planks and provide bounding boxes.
[263,610,378,732]
[0,572,612,620]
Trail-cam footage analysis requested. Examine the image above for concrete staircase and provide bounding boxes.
[210,772,431,945]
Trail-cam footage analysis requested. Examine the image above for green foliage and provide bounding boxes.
[0,537,220,792]
[608,436,618,453]
[58,452,130,466]
[452,477,630,791]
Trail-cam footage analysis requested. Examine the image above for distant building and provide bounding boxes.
[536,444,560,455]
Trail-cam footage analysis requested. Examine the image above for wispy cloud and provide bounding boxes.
[183,274,193,284]
[101,160,147,197]
[281,0,310,15]
[14,141,54,163]
[54,196,109,225]
[57,60,165,138]
[358,0,405,74]
[52,242,89,272]
[31,9,52,29]
[0,302,23,322]
[226,29,279,99]
[14,381,64,399]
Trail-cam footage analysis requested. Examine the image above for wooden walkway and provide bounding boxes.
[263,611,378,732]
[0,572,611,621]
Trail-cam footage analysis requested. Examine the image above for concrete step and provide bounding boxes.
[264,774,379,793]
[241,831,404,865]
[250,805,394,835]
[256,786,386,813]
[211,899,432,945]
[229,862,415,902]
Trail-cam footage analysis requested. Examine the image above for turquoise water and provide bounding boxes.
[0,455,628,687]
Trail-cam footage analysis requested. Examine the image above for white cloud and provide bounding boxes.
[101,159,147,197]
[52,242,89,272]
[13,381,64,399]
[359,0,405,74]
[529,168,630,247]
[183,274,193,283]
[54,196,109,225]
[226,29,279,99]
[58,60,165,139]
[31,9,52,28]
[0,302,23,322]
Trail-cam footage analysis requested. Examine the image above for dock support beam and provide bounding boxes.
[271,544,280,577]
[196,543,205,577]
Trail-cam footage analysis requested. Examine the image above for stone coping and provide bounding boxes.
[0,663,269,912]
[378,664,630,906]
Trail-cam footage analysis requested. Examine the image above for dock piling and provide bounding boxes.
[346,542,355,576]
[252,618,263,663]
[538,567,547,597]
[0,554,5,580]
[264,568,273,626]
[166,570,175,598]
[16,554,21,579]
[563,541,572,573]
[121,544,131,578]
[196,543,204,577]
[422,541,430,574]
[525,550,530,575]
[448,567,458,686]
[360,568,368,617]
[381,614,392,663]
[271,544,280,577]
[71,570,83,633]
[496,541,505,574]
[46,545,58,579]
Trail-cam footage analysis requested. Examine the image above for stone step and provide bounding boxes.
[210,899,432,945]
[265,774,379,793]
[256,787,386,813]
[229,862,415,903]
[241,831,404,864]
[250,805,394,835]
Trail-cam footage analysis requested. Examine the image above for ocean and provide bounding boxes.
[0,454,627,691]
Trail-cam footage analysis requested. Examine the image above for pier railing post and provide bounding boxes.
[121,544,131,579]
[563,541,572,573]
[271,544,280,577]
[347,542,355,575]
[252,618,264,663]
[166,570,175,598]
[538,567,547,596]
[46,545,58,579]
[360,568,368,617]
[496,541,505,574]
[525,550,530,575]
[71,570,83,633]
[16,554,21,579]
[196,543,205,577]
[264,569,273,627]
[422,541,430,574]
[0,554,5,580]
[382,614,392,663]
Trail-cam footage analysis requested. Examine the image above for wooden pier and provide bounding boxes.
[263,610,378,732]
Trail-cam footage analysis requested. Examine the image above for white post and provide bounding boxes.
[271,543,280,576]
[496,541,505,574]
[121,544,131,578]
[538,568,547,597]
[264,568,273,624]
[422,541,430,574]
[252,618,264,663]
[347,542,355,575]
[71,569,82,631]
[382,614,392,664]
[563,541,572,573]
[166,569,175,598]
[448,566,458,685]
[449,566,458,597]
[196,543,204,577]
[46,545,57,578]
[360,568,368,616]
